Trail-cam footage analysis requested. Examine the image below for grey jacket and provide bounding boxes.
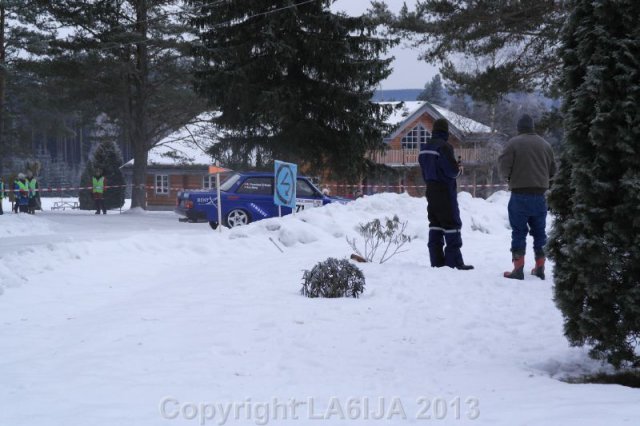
[498,132,556,193]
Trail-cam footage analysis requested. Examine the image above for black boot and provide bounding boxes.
[456,263,474,270]
[444,230,474,270]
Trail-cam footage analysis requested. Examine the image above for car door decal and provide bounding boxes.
[249,202,269,218]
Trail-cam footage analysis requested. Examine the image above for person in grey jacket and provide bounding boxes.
[498,114,556,280]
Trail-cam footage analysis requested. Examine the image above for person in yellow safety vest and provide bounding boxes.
[92,168,107,214]
[0,176,5,215]
[26,170,39,214]
[14,173,29,213]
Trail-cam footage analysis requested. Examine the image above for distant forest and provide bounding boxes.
[372,89,423,102]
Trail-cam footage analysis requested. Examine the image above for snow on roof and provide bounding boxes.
[431,103,492,134]
[381,101,427,126]
[380,101,492,134]
[123,112,220,167]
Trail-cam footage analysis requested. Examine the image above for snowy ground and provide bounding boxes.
[0,194,638,426]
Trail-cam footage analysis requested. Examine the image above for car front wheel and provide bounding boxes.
[209,221,218,230]
[225,209,250,228]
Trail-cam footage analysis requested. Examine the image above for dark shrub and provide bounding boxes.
[301,258,365,298]
[548,0,640,368]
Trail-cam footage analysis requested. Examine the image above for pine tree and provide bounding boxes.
[373,0,568,99]
[417,74,446,105]
[548,0,640,368]
[39,0,205,208]
[189,0,396,181]
[0,1,55,175]
[79,140,125,210]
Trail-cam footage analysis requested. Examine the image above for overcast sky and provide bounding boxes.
[331,0,438,90]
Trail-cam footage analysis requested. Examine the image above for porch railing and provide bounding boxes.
[368,148,496,167]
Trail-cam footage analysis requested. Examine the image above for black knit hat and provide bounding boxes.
[517,114,534,133]
[432,118,449,134]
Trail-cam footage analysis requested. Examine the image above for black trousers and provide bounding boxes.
[28,197,37,214]
[425,183,465,268]
[95,198,106,214]
[425,183,461,230]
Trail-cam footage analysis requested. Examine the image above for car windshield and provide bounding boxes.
[219,173,241,191]
[296,179,319,197]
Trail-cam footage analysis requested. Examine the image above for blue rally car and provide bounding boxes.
[175,171,346,230]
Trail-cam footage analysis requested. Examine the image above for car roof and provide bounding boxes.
[235,171,271,176]
[233,171,312,179]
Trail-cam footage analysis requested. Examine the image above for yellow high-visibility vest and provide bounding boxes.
[28,178,38,197]
[92,176,104,194]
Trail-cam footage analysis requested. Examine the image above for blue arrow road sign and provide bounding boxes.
[274,160,297,209]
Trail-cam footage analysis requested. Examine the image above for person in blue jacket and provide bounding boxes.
[13,173,29,213]
[419,118,473,270]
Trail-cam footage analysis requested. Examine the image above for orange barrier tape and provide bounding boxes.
[6,184,130,193]
[3,182,509,194]
[320,183,509,190]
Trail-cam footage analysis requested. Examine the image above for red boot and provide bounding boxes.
[531,257,545,280]
[504,254,525,280]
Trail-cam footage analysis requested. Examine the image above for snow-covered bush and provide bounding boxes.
[301,258,365,298]
[346,215,411,264]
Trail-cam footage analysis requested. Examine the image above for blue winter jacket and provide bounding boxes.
[418,134,460,185]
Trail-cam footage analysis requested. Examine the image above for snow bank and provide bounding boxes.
[0,212,54,238]
[228,191,510,251]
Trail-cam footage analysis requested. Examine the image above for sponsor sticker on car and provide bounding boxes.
[295,199,323,212]
[196,196,216,206]
[249,202,269,218]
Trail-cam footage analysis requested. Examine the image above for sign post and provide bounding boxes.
[209,165,231,232]
[274,160,297,215]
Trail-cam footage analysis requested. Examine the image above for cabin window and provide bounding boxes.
[401,124,430,149]
[203,175,216,189]
[155,175,169,194]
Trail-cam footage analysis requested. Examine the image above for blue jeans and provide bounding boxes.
[508,193,547,255]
